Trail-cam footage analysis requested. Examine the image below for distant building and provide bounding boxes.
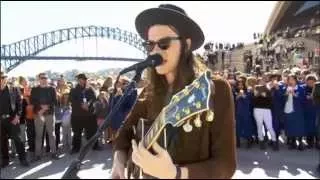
[264,1,320,72]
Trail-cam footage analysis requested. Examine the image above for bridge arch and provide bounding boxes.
[0,25,147,72]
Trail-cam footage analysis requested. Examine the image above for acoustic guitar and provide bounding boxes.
[127,70,213,178]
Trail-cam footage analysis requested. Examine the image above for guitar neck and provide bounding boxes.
[140,71,212,150]
[142,110,166,149]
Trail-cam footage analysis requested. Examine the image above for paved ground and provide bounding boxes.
[1,143,319,179]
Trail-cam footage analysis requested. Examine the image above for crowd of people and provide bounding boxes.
[1,26,319,170]
[0,71,141,168]
[217,67,320,151]
[246,34,317,72]
[247,10,320,75]
[1,60,319,169]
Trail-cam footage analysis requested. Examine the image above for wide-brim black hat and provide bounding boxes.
[135,4,205,51]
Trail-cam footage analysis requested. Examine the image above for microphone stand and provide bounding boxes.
[61,70,143,179]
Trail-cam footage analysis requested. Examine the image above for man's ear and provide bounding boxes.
[186,38,192,51]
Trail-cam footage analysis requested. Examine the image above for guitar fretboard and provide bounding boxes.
[143,110,166,149]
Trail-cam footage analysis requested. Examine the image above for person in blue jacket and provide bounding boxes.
[278,69,291,144]
[282,74,306,151]
[312,81,320,174]
[303,74,318,149]
[234,78,255,149]
[109,77,138,143]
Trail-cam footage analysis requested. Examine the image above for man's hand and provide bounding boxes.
[81,103,89,111]
[41,104,49,111]
[116,88,123,96]
[11,115,20,125]
[131,140,177,179]
[38,109,45,116]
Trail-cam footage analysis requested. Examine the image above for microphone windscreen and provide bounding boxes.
[147,54,163,67]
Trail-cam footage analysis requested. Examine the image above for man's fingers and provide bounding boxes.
[132,140,143,165]
[132,140,138,151]
[132,149,143,167]
[152,142,165,155]
[138,141,150,157]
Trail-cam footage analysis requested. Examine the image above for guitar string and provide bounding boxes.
[143,73,209,148]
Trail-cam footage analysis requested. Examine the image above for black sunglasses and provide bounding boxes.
[142,36,181,52]
[40,77,48,80]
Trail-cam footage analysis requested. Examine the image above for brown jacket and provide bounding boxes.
[113,78,236,179]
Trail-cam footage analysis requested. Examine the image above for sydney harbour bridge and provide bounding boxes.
[0,25,147,72]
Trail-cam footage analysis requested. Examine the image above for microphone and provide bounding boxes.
[119,54,163,75]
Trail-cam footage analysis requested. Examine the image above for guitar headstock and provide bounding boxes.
[164,71,212,127]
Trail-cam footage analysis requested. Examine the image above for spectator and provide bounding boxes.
[94,91,109,144]
[61,89,72,152]
[19,76,35,155]
[31,72,59,160]
[55,76,70,151]
[0,72,29,168]
[108,77,137,143]
[282,74,306,151]
[69,73,100,154]
[234,78,255,149]
[304,74,318,148]
[253,83,278,151]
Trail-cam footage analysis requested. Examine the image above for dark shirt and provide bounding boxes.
[0,85,22,119]
[69,84,96,116]
[0,86,12,116]
[252,86,273,109]
[30,86,57,115]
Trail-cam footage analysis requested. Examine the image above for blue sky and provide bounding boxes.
[1,1,276,77]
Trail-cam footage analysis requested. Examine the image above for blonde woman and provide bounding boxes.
[55,77,70,151]
[99,76,113,143]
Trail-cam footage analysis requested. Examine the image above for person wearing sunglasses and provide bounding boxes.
[112,4,236,179]
[30,72,59,161]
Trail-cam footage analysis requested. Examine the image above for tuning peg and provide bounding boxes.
[194,114,202,128]
[206,110,214,122]
[183,120,193,132]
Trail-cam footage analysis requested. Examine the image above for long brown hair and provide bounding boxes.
[145,26,206,120]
